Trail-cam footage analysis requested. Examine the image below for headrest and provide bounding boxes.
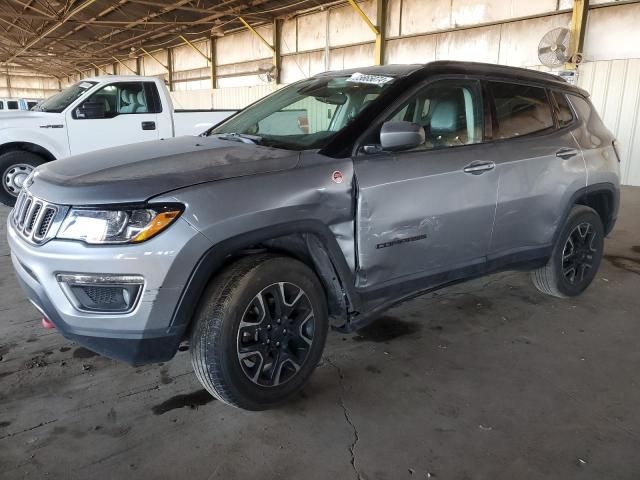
[430,98,461,135]
[120,89,133,103]
[136,91,146,105]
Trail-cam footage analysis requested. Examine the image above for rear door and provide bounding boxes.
[354,78,499,290]
[487,81,586,261]
[66,81,160,155]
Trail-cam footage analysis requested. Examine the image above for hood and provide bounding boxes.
[0,111,64,130]
[29,136,301,205]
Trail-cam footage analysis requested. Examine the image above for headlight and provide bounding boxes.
[57,206,182,244]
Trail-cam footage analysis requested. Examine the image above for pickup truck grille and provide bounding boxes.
[11,190,66,245]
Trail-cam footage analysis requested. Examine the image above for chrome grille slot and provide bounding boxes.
[19,197,32,227]
[12,191,26,223]
[10,190,66,246]
[35,207,56,240]
[25,202,42,233]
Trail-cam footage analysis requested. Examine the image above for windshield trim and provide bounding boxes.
[34,81,98,113]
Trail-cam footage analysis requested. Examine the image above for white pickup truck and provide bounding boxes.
[0,75,235,205]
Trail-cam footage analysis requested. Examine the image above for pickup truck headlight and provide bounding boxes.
[57,206,182,244]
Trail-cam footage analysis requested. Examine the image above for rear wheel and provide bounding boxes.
[0,151,45,206]
[190,255,329,410]
[531,205,604,298]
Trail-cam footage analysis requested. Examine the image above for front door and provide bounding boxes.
[66,81,160,156]
[354,79,499,291]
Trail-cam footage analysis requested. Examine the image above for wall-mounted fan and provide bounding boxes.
[257,62,277,83]
[538,27,573,68]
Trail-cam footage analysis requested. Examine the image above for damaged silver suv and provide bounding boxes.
[8,61,620,410]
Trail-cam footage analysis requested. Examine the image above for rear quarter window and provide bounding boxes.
[489,82,554,139]
[7,101,19,110]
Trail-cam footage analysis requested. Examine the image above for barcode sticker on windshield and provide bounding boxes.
[79,82,93,89]
[347,72,394,87]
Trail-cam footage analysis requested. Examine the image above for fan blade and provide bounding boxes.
[557,28,569,46]
[539,46,552,54]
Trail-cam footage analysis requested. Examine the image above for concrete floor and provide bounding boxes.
[1,187,639,480]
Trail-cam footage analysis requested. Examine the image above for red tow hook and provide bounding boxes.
[41,317,55,329]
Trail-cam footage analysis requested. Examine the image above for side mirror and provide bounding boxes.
[380,120,425,151]
[75,101,106,119]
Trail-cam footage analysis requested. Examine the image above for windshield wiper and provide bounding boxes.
[209,132,262,145]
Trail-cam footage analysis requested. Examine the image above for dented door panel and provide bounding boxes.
[354,144,499,290]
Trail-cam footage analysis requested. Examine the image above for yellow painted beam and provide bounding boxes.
[348,0,384,65]
[91,62,111,76]
[179,34,211,63]
[112,56,138,75]
[566,0,589,69]
[238,16,275,53]
[347,0,379,35]
[140,47,169,71]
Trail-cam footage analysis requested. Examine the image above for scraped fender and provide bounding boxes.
[168,220,360,335]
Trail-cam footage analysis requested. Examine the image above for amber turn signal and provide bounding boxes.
[132,210,181,243]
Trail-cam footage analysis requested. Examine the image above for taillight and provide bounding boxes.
[612,140,622,163]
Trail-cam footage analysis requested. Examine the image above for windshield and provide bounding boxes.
[34,81,97,113]
[209,73,397,150]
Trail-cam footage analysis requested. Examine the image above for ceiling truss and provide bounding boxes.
[0,0,339,78]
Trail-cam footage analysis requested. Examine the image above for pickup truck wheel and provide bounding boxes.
[0,151,45,206]
[190,254,329,410]
[531,206,604,298]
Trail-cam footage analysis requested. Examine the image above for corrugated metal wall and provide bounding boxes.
[578,59,640,186]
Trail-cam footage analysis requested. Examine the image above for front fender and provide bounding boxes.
[0,127,69,159]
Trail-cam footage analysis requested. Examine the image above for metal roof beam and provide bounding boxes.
[5,0,99,63]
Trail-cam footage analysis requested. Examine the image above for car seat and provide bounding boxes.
[135,91,148,113]
[429,92,467,147]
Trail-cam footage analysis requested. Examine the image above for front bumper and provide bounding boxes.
[8,216,212,365]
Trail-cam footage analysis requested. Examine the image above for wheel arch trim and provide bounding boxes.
[168,219,359,336]
[553,182,619,247]
[0,141,57,162]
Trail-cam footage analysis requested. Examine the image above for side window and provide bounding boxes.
[7,101,18,110]
[0,101,3,110]
[489,82,554,139]
[552,91,574,127]
[378,80,483,151]
[78,82,154,119]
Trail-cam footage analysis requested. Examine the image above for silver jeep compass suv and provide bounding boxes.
[7,61,620,410]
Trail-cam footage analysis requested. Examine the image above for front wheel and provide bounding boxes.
[190,255,329,410]
[531,205,604,298]
[0,151,46,206]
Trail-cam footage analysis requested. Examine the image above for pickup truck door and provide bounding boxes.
[66,81,160,155]
[354,79,499,291]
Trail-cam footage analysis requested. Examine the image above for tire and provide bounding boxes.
[0,151,46,207]
[531,205,604,298]
[190,254,329,410]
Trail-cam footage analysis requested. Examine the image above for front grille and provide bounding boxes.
[11,190,66,245]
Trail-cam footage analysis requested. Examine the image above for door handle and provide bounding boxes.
[463,161,495,175]
[556,148,578,159]
[141,121,156,131]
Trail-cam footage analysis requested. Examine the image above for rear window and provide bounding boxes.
[489,82,554,139]
[552,91,574,127]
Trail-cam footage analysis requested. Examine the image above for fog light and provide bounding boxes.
[56,273,144,314]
